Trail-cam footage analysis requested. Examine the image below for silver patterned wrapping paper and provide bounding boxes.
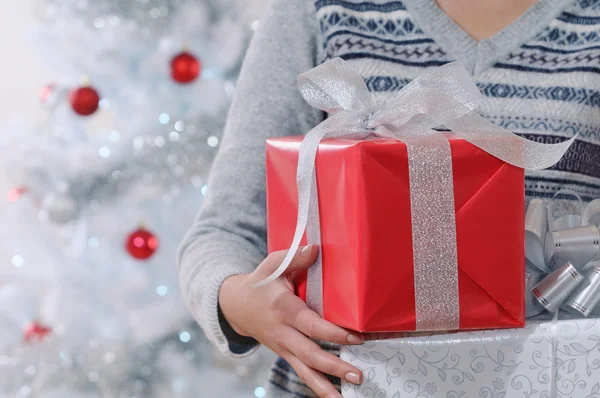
[342,319,600,398]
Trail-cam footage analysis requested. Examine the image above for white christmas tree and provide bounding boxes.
[0,0,275,396]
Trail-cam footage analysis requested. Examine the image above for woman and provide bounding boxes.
[178,0,600,396]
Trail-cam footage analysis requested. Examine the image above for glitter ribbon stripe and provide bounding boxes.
[405,135,459,330]
[255,58,574,331]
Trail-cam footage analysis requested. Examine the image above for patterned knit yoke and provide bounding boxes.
[316,0,600,202]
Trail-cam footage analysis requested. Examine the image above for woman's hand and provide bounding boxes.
[219,245,364,397]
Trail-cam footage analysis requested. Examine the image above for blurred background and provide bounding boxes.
[0,0,277,397]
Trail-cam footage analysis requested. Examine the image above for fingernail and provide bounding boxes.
[301,245,312,256]
[327,393,342,398]
[345,372,361,385]
[347,334,363,345]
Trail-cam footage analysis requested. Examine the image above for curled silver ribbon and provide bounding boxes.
[532,262,584,313]
[257,58,574,331]
[525,264,546,318]
[547,190,584,231]
[563,263,600,317]
[525,199,550,273]
[526,192,600,317]
[526,191,600,272]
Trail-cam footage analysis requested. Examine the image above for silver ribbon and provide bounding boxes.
[527,193,600,317]
[256,58,574,331]
[525,265,546,317]
[526,190,600,272]
[525,190,585,273]
[532,262,584,313]
[563,263,600,317]
[525,199,550,273]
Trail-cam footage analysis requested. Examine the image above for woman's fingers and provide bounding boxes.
[236,246,364,396]
[284,244,319,273]
[250,245,318,283]
[282,351,343,398]
[282,295,364,345]
[284,327,363,386]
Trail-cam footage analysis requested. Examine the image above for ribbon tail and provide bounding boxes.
[447,111,575,170]
[252,128,325,288]
[253,116,362,288]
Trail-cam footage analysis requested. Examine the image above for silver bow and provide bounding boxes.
[257,58,574,331]
[526,192,600,317]
[526,191,600,272]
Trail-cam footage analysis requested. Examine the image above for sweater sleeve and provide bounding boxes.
[177,0,323,357]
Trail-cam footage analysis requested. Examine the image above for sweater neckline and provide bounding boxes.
[403,0,572,75]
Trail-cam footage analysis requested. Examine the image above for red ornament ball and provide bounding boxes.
[126,227,159,260]
[7,186,28,202]
[170,51,201,84]
[24,322,52,343]
[39,84,55,102]
[69,86,100,116]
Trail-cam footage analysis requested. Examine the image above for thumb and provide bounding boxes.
[255,245,319,280]
[286,244,319,273]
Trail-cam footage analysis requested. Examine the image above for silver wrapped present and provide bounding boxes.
[342,318,600,398]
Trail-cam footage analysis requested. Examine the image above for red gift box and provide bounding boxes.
[266,135,526,332]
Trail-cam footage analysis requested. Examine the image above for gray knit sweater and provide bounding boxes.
[178,0,600,396]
